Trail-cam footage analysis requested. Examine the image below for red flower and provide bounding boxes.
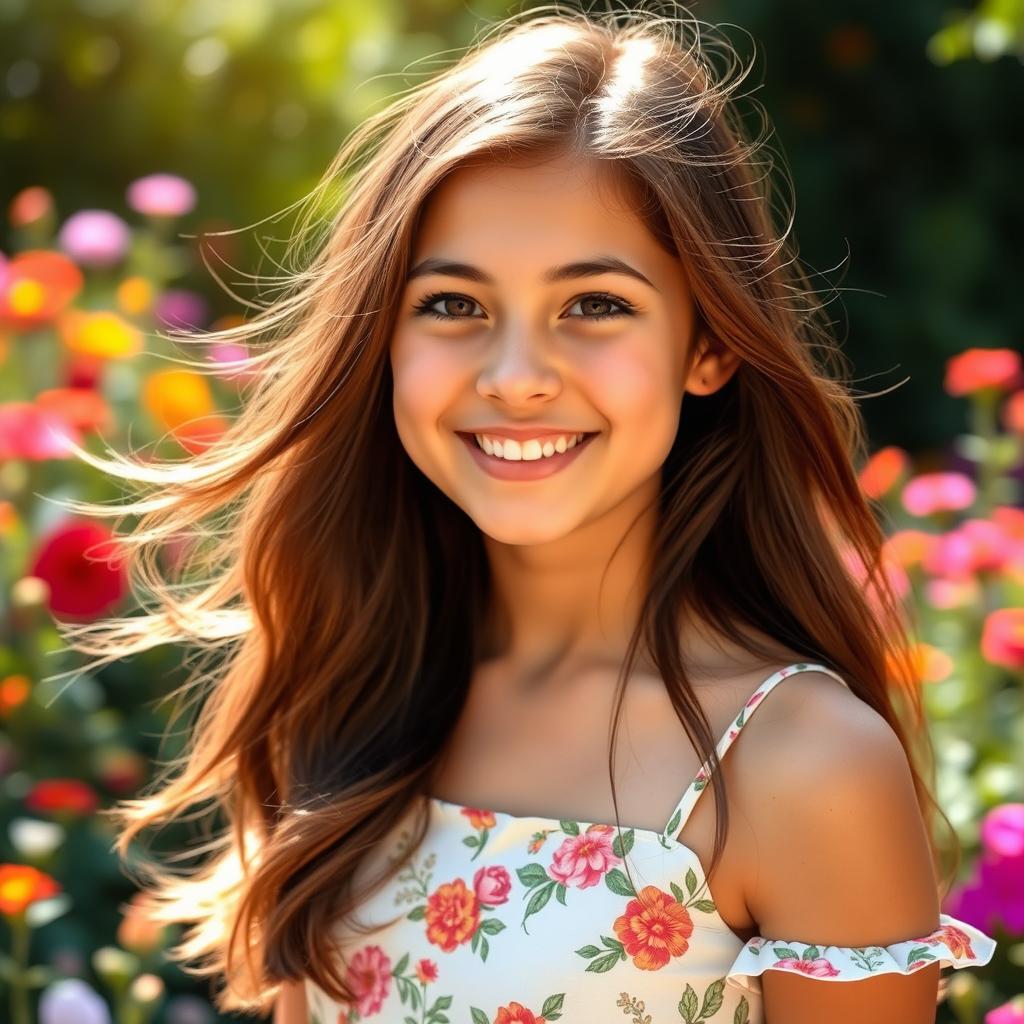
[944,347,1022,397]
[0,864,61,916]
[0,250,82,330]
[414,958,437,984]
[26,778,99,816]
[858,446,909,500]
[495,1001,545,1023]
[612,885,695,970]
[29,520,127,621]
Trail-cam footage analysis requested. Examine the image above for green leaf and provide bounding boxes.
[678,983,699,1023]
[734,995,750,1024]
[700,978,725,1018]
[685,866,697,895]
[560,819,579,835]
[471,1009,490,1024]
[541,993,565,1018]
[406,905,426,920]
[611,829,635,858]
[691,899,717,914]
[478,917,505,934]
[771,946,799,960]
[603,868,636,897]
[575,944,601,959]
[516,862,551,888]
[555,882,567,905]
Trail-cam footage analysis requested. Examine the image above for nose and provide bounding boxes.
[476,329,562,405]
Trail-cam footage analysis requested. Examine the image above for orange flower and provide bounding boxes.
[0,674,30,715]
[882,529,937,569]
[0,864,61,916]
[0,250,82,330]
[142,369,214,433]
[35,387,114,434]
[495,1001,545,1023]
[612,885,694,970]
[944,347,1022,397]
[116,276,155,316]
[913,922,977,960]
[424,878,479,952]
[858,446,908,499]
[117,892,168,954]
[25,778,99,816]
[461,807,496,830]
[1003,390,1024,434]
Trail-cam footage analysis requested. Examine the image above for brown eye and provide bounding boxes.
[413,292,482,320]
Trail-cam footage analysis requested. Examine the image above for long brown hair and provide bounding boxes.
[50,3,957,1015]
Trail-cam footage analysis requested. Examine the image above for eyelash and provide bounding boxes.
[411,290,637,322]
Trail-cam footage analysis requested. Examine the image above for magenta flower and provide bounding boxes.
[154,288,209,331]
[57,209,131,268]
[29,520,128,621]
[986,996,1024,1024]
[0,401,81,460]
[0,249,8,292]
[982,804,1024,858]
[901,472,976,517]
[981,608,1024,670]
[126,173,197,218]
[548,824,622,889]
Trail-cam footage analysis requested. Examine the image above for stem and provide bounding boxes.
[9,915,31,1024]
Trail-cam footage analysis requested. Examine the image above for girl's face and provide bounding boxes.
[390,150,727,546]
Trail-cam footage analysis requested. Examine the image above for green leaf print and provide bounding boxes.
[516,862,551,888]
[478,917,506,935]
[670,880,686,903]
[555,882,568,905]
[734,996,750,1024]
[392,952,410,975]
[691,898,717,914]
[771,946,800,960]
[604,868,637,897]
[470,1009,490,1024]
[577,936,626,972]
[407,905,426,921]
[665,806,682,836]
[541,992,566,1020]
[521,878,556,932]
[611,829,635,858]
[848,946,887,971]
[677,978,725,1023]
[561,819,580,835]
[678,984,699,1022]
[685,867,698,895]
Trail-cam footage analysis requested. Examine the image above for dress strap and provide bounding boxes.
[660,662,849,839]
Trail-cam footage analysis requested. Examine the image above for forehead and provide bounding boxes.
[410,151,673,274]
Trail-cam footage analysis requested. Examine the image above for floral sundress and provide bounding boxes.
[304,662,998,1024]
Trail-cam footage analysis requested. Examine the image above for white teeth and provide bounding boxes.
[474,432,587,461]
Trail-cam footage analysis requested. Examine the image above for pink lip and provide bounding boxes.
[457,431,598,481]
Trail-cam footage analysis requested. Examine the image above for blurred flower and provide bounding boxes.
[922,518,1015,580]
[93,945,140,996]
[0,250,83,330]
[117,892,168,955]
[129,972,165,1005]
[49,946,87,977]
[858,445,909,499]
[1003,390,1024,434]
[154,288,209,331]
[35,387,113,435]
[174,414,230,455]
[945,804,1024,936]
[0,401,82,460]
[824,23,875,70]
[986,996,1024,1024]
[59,308,144,359]
[9,186,55,228]
[0,674,31,716]
[0,863,61,916]
[57,209,131,268]
[207,340,261,385]
[9,817,65,858]
[901,472,976,517]
[887,642,954,685]
[142,368,215,432]
[96,746,147,795]
[165,994,215,1024]
[116,275,156,316]
[25,778,99,817]
[882,528,937,569]
[29,520,127,620]
[924,575,981,610]
[127,173,197,218]
[0,249,8,291]
[945,347,1022,397]
[981,608,1024,671]
[66,353,104,389]
[0,499,17,535]
[38,977,111,1024]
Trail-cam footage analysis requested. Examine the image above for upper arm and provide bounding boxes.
[274,978,308,1024]
[741,677,943,1024]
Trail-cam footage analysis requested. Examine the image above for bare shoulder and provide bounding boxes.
[274,978,308,1024]
[734,670,947,1020]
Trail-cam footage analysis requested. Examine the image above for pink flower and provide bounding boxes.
[771,955,841,978]
[342,945,391,1017]
[58,209,131,268]
[0,401,81,460]
[126,173,197,218]
[982,803,1024,859]
[981,608,1024,670]
[473,864,511,906]
[548,824,622,889]
[154,289,209,331]
[985,996,1024,1024]
[901,472,976,517]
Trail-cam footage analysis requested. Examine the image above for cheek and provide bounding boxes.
[390,335,461,449]
[589,349,683,449]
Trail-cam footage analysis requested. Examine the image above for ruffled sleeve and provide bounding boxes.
[725,913,997,996]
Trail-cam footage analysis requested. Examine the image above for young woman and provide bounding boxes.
[58,6,996,1024]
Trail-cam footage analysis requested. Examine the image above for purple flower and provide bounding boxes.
[126,173,197,217]
[39,978,111,1024]
[57,210,131,268]
[154,289,209,331]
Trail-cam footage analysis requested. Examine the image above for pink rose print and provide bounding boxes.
[548,824,623,889]
[342,944,392,1017]
[771,955,841,978]
[474,864,512,906]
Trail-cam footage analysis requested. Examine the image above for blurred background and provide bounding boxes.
[0,1,1022,1022]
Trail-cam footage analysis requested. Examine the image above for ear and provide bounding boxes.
[685,329,741,396]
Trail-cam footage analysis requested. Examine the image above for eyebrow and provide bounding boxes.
[405,255,656,290]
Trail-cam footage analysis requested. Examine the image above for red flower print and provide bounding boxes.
[745,689,766,709]
[425,878,480,952]
[613,885,695,970]
[495,1001,545,1023]
[461,807,496,830]
[474,864,512,906]
[911,923,976,959]
[341,944,391,1017]
[548,824,622,889]
[770,955,841,978]
[415,958,437,983]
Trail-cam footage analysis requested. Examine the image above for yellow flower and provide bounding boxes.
[60,309,143,359]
